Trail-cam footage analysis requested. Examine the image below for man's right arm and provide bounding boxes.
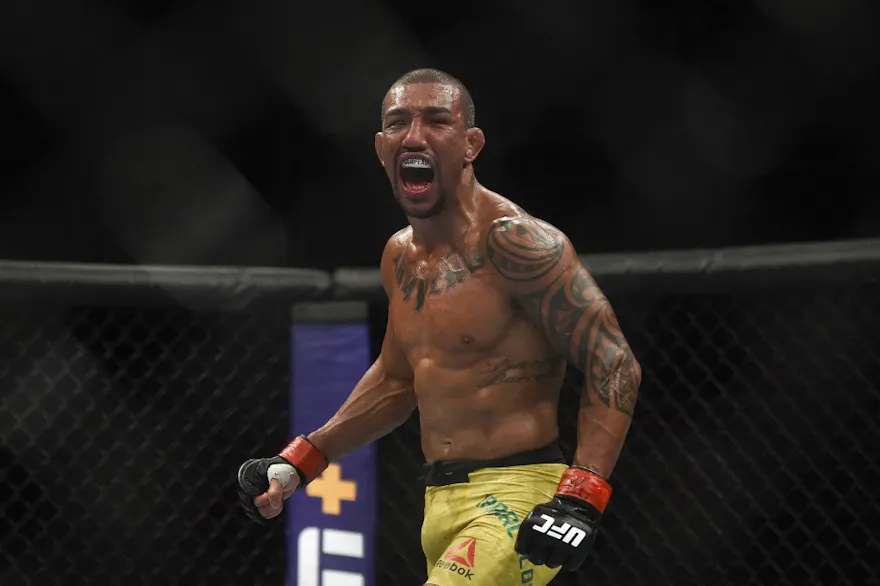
[306,233,416,460]
[305,313,416,461]
[239,235,416,520]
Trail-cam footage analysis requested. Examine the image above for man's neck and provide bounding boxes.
[409,178,480,251]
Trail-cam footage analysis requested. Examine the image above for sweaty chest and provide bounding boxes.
[389,253,514,355]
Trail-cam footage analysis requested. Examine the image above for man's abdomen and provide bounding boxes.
[403,299,568,461]
[413,356,566,463]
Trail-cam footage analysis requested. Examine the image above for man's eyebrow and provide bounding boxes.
[384,107,407,118]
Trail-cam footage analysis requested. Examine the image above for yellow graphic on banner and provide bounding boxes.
[305,463,357,515]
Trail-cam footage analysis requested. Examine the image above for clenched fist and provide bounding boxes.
[237,435,328,522]
[515,466,611,569]
[237,456,300,521]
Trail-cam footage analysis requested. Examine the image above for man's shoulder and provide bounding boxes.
[487,214,565,240]
[378,227,412,296]
[476,190,564,233]
[382,226,412,261]
[475,191,573,290]
[475,191,568,250]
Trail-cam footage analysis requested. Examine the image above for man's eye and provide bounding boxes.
[386,120,404,128]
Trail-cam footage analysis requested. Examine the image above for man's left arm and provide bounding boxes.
[484,215,642,569]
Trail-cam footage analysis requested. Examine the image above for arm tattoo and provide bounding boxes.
[540,267,640,416]
[486,217,640,417]
[485,218,565,282]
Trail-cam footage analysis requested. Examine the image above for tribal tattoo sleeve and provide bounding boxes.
[484,216,641,418]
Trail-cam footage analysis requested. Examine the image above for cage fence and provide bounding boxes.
[1,244,878,586]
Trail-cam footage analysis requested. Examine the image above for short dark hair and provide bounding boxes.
[383,68,476,128]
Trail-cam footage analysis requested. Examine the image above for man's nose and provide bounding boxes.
[401,119,428,150]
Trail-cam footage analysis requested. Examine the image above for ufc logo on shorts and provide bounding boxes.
[531,514,587,547]
[297,527,365,586]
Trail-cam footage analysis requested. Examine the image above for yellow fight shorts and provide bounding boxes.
[420,443,568,585]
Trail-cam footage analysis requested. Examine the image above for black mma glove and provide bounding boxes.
[237,435,328,522]
[514,466,612,569]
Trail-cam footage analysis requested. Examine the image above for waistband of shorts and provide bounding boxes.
[422,442,566,487]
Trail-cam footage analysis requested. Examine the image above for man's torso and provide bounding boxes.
[385,194,567,463]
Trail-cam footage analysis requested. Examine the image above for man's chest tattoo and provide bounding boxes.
[394,250,484,311]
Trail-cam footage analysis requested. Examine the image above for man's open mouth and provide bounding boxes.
[399,156,435,194]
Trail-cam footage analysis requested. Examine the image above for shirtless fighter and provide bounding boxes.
[238,68,642,585]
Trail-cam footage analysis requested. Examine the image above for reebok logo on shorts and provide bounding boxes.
[444,537,476,567]
[436,537,476,580]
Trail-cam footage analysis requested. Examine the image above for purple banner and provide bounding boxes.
[287,304,375,586]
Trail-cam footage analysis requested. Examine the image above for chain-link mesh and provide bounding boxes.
[0,306,292,586]
[375,280,880,585]
[2,278,879,586]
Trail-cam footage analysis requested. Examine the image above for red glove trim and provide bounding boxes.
[278,435,328,484]
[556,467,612,513]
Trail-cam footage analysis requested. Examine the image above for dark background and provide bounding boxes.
[2,0,879,270]
[1,1,879,586]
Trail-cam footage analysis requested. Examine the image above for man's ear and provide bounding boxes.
[464,127,486,164]
[375,132,384,166]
